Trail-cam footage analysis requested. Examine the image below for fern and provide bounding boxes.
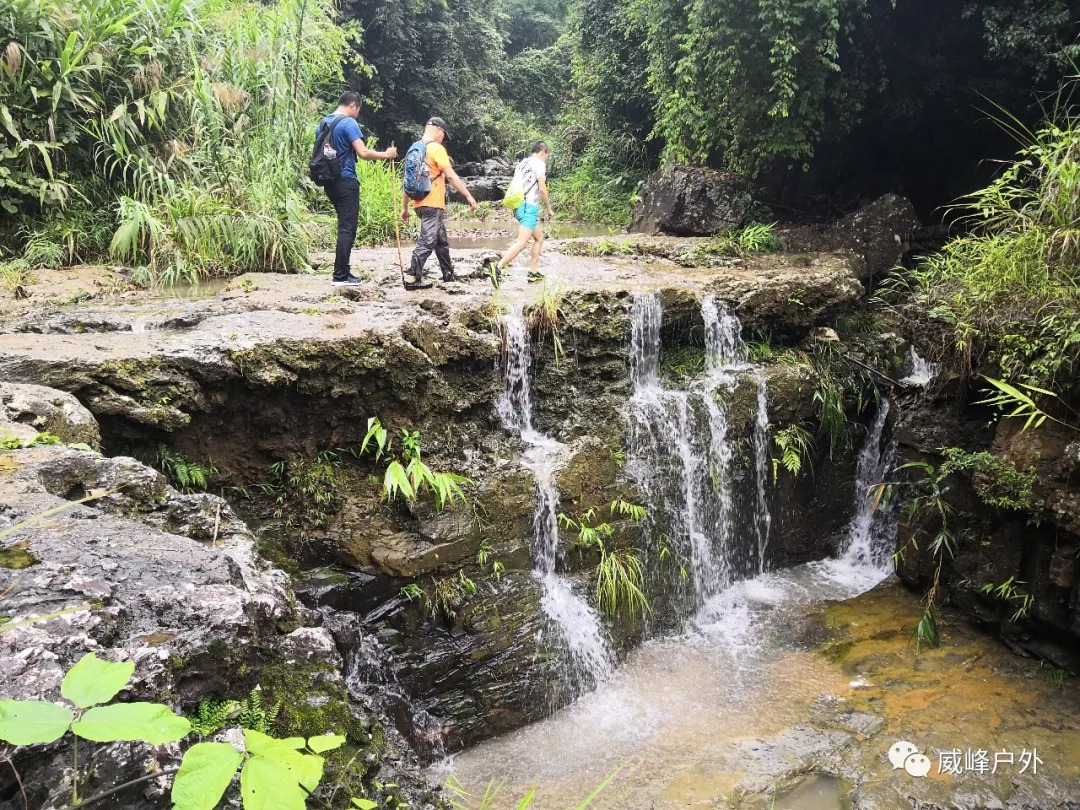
[238,689,281,734]
[189,697,239,736]
[771,424,814,483]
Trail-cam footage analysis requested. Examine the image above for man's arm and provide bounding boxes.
[401,191,411,223]
[353,139,397,161]
[444,166,478,210]
[538,177,553,218]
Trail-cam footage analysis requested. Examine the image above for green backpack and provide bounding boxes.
[502,159,538,210]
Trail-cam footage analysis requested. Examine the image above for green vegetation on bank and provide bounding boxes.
[0,0,397,286]
[888,98,1080,395]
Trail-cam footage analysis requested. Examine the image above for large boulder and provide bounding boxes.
[449,175,510,203]
[455,157,514,177]
[0,381,100,447]
[778,193,921,280]
[629,165,754,236]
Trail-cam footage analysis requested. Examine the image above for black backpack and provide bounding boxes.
[309,115,346,187]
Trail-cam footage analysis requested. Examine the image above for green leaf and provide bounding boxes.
[240,755,307,810]
[571,766,622,808]
[0,699,73,745]
[71,702,191,744]
[243,730,323,790]
[352,800,378,810]
[61,652,135,708]
[306,733,346,753]
[172,742,243,810]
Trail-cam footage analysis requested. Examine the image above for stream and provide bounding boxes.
[435,560,883,808]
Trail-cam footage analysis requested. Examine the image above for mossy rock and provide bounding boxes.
[260,657,383,791]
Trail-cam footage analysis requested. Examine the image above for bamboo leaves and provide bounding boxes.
[364,417,471,511]
[976,376,1078,432]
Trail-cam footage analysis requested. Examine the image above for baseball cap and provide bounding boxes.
[426,116,451,140]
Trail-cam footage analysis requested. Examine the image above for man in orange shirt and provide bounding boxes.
[401,117,478,288]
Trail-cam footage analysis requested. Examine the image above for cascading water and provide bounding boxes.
[752,379,772,573]
[628,293,764,607]
[839,399,896,571]
[499,304,614,689]
[901,346,938,387]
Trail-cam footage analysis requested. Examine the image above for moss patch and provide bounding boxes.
[0,541,37,569]
[260,659,384,794]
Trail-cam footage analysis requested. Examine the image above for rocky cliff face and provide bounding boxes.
[892,371,1080,673]
[0,238,882,778]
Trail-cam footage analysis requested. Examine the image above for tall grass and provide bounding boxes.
[887,87,1080,391]
[2,0,354,284]
[354,152,400,247]
[549,137,646,226]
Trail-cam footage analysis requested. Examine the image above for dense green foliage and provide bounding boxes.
[4,0,1079,278]
[888,98,1080,394]
[341,0,568,159]
[567,0,1079,206]
[0,0,359,283]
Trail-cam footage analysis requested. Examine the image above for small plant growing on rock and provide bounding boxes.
[0,652,389,810]
[156,446,219,493]
[0,652,191,807]
[363,417,470,511]
[526,280,567,364]
[772,424,815,483]
[558,500,651,624]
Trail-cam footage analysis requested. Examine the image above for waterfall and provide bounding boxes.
[628,293,759,607]
[839,399,896,571]
[900,346,938,387]
[499,304,614,689]
[702,294,745,372]
[752,379,772,573]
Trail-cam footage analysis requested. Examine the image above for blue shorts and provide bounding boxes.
[515,202,540,230]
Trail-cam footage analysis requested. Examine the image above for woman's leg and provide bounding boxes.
[529,225,544,277]
[498,225,534,269]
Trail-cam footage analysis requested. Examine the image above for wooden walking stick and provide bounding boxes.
[391,147,408,289]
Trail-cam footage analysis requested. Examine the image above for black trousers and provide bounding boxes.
[325,177,359,282]
[409,206,453,279]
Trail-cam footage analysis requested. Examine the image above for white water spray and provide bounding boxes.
[839,399,896,570]
[628,293,760,606]
[901,346,938,387]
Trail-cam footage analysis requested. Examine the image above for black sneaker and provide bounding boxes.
[404,275,434,290]
[441,272,458,282]
[527,271,545,283]
[331,275,363,286]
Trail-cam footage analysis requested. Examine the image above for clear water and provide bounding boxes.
[438,561,887,808]
[435,297,900,807]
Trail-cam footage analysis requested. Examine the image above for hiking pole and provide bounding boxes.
[391,146,408,289]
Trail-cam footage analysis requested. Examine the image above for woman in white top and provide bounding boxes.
[488,141,554,285]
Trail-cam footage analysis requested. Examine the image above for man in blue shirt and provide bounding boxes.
[315,91,397,285]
